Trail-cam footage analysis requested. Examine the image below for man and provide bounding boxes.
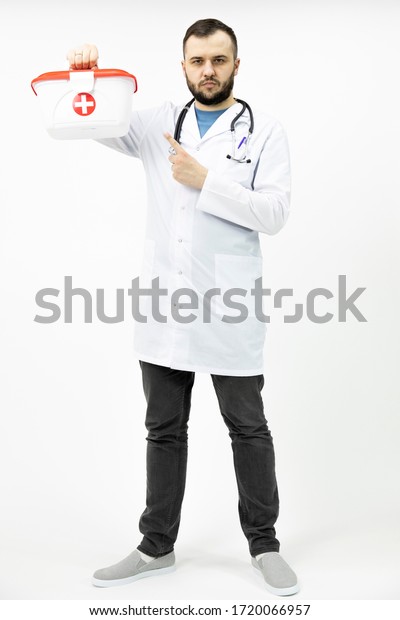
[67,18,298,596]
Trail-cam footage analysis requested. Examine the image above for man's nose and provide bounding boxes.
[202,61,215,77]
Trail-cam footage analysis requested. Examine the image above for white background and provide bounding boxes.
[0,0,399,604]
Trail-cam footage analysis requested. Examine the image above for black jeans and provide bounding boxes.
[136,360,280,559]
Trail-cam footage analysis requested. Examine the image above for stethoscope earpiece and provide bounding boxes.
[226,154,252,163]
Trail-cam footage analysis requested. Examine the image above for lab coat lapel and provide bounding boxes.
[180,104,201,146]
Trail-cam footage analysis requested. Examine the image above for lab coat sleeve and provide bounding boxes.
[196,120,291,235]
[94,107,161,158]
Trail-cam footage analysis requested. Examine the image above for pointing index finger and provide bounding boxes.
[164,132,182,151]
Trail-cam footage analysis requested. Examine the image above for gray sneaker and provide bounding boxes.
[252,552,299,596]
[92,549,176,588]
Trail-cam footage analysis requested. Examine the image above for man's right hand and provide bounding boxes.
[66,44,99,70]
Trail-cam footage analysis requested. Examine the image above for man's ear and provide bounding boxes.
[181,60,186,76]
[234,58,240,76]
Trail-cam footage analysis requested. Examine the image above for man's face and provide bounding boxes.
[182,31,240,106]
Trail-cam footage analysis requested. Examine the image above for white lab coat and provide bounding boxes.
[97,100,290,376]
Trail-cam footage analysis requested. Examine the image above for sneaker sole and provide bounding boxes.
[253,566,300,597]
[92,564,176,588]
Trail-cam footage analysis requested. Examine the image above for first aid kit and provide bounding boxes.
[31,68,138,139]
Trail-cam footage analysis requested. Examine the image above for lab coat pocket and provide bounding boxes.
[138,239,156,317]
[219,158,252,185]
[214,254,263,319]
[140,239,156,285]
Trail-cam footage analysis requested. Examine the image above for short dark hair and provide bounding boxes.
[183,18,238,59]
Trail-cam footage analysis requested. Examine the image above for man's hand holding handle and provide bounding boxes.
[66,44,99,70]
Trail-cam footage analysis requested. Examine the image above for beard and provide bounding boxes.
[185,69,235,106]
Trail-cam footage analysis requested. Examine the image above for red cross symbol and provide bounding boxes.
[72,92,96,116]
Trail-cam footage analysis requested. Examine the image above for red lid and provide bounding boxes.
[31,68,138,95]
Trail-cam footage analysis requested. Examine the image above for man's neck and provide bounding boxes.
[194,94,236,112]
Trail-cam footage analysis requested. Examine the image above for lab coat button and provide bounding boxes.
[178,238,183,243]
[178,270,183,275]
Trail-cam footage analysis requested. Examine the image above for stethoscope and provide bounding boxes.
[173,97,254,164]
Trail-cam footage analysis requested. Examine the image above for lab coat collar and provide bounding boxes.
[181,100,250,146]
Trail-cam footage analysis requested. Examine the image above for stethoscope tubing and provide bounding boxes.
[173,98,254,163]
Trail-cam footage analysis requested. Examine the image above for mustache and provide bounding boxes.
[199,78,220,86]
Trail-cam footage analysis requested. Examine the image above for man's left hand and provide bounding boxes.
[164,133,208,190]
